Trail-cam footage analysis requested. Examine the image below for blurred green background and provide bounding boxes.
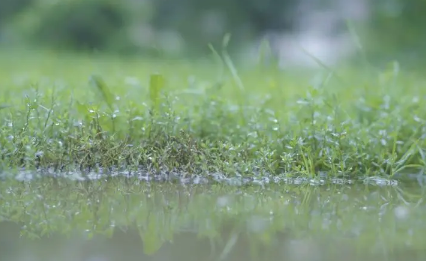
[0,0,424,67]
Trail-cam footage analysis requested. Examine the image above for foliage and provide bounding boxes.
[149,0,297,53]
[8,0,133,52]
[2,0,426,60]
[361,0,426,66]
[3,0,298,55]
[0,0,33,23]
[0,50,425,180]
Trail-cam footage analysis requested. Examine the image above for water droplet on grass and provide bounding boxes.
[394,205,409,220]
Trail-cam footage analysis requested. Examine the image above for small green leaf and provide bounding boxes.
[208,43,225,82]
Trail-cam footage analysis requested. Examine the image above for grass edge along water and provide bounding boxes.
[0,50,425,183]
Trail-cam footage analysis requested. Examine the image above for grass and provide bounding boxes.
[0,49,425,181]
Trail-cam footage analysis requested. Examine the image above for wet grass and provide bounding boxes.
[0,50,426,181]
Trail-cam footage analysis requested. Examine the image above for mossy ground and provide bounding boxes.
[0,50,425,180]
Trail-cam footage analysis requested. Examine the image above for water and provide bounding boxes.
[1,176,426,261]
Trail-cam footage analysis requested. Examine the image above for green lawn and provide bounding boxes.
[0,50,425,181]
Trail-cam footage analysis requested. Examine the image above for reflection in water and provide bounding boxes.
[0,177,426,261]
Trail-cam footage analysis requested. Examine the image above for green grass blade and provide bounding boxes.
[149,73,165,109]
[223,53,244,91]
[345,19,379,74]
[220,34,244,91]
[258,37,277,68]
[89,74,115,111]
[208,43,225,82]
[298,44,346,85]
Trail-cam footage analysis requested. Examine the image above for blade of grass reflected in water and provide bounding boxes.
[1,178,426,261]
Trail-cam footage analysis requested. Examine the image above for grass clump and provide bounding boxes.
[0,50,425,180]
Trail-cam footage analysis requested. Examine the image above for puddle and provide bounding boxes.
[1,177,426,261]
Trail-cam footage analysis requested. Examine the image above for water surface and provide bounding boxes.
[1,176,425,261]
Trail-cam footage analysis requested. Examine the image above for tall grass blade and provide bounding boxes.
[258,37,277,68]
[221,34,244,91]
[89,75,115,111]
[345,19,379,73]
[298,44,346,85]
[208,43,225,82]
[219,232,239,261]
[149,73,165,110]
